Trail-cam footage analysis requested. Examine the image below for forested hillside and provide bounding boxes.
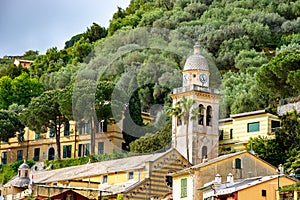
[0,0,300,169]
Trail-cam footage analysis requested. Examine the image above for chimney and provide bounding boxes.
[214,174,221,188]
[215,174,221,184]
[226,173,234,184]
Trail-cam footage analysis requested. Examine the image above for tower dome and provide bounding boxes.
[19,162,30,169]
[183,43,209,71]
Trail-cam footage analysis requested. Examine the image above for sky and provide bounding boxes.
[0,0,131,57]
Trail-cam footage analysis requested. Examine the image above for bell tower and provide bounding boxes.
[171,43,220,165]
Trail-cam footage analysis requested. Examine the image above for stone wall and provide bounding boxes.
[277,101,300,116]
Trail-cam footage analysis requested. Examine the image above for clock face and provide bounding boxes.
[199,74,208,83]
[183,74,190,84]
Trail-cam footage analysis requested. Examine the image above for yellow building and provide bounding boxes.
[219,110,281,153]
[201,175,297,200]
[2,148,189,200]
[0,121,124,165]
[171,151,278,200]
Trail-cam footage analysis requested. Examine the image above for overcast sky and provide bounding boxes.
[0,0,130,57]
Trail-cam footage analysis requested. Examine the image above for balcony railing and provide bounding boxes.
[173,84,219,95]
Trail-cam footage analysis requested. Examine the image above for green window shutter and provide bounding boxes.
[98,142,104,154]
[78,144,82,157]
[49,127,55,138]
[63,145,67,158]
[247,122,260,132]
[64,122,70,136]
[67,145,72,158]
[235,158,241,169]
[35,131,40,139]
[181,178,187,197]
[85,143,90,156]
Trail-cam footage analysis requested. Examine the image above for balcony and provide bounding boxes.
[173,84,219,95]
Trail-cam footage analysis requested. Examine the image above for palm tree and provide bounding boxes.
[166,105,182,148]
[169,96,198,166]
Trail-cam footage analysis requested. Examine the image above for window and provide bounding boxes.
[2,152,7,165]
[85,122,91,134]
[66,195,75,200]
[219,130,224,140]
[177,117,182,126]
[98,142,104,155]
[235,158,242,169]
[48,147,55,160]
[18,126,25,142]
[49,127,55,138]
[247,122,260,132]
[206,106,212,126]
[128,172,134,180]
[262,189,266,196]
[35,131,40,139]
[181,178,187,198]
[78,124,83,135]
[17,150,23,161]
[230,129,233,139]
[78,144,90,157]
[34,148,40,161]
[64,121,70,136]
[198,104,204,125]
[103,175,108,183]
[271,120,280,132]
[63,145,72,158]
[202,146,207,159]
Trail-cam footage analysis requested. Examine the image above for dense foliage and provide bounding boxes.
[1,0,300,170]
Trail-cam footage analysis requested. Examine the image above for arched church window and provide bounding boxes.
[198,104,204,125]
[202,146,207,158]
[235,158,242,169]
[206,106,212,126]
[177,117,182,126]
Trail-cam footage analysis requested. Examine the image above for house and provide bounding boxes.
[200,174,297,200]
[278,182,300,200]
[2,148,189,200]
[171,151,278,200]
[13,59,33,69]
[219,110,281,153]
[0,121,124,165]
[0,110,156,165]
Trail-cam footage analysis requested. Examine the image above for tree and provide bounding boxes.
[11,73,44,107]
[221,71,267,116]
[166,104,182,148]
[172,96,197,166]
[95,81,115,123]
[129,113,171,153]
[72,80,98,156]
[22,50,39,60]
[84,23,107,43]
[0,110,23,141]
[234,49,268,72]
[256,49,300,99]
[276,110,300,152]
[64,33,84,49]
[0,76,13,109]
[248,136,286,167]
[20,90,67,160]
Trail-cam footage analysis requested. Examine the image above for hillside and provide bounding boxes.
[0,0,299,166]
